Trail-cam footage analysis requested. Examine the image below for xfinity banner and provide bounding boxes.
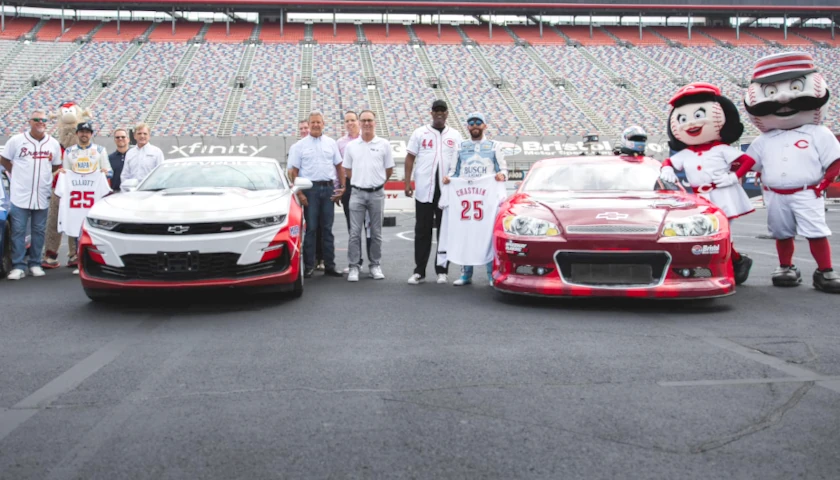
[1,134,758,164]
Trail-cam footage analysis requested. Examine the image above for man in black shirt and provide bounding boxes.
[108,128,129,192]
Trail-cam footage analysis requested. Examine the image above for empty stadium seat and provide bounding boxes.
[651,27,718,46]
[259,22,305,44]
[370,44,437,135]
[0,17,38,39]
[204,22,254,44]
[37,20,100,42]
[93,21,151,42]
[310,44,370,137]
[556,26,616,46]
[233,43,300,136]
[459,25,515,45]
[312,23,358,44]
[509,25,566,45]
[604,26,667,46]
[148,21,202,43]
[412,25,463,45]
[362,24,410,45]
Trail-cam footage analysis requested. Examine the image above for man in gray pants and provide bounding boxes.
[343,110,394,282]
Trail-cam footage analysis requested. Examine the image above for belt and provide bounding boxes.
[311,180,333,186]
[762,184,818,195]
[352,184,384,192]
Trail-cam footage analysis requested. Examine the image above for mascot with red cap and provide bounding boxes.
[744,52,840,293]
[659,82,756,285]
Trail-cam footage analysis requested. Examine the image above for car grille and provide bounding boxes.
[565,225,660,235]
[555,251,670,287]
[110,222,253,235]
[83,248,290,281]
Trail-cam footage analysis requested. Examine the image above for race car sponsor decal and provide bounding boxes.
[290,225,300,238]
[692,244,720,255]
[505,240,528,256]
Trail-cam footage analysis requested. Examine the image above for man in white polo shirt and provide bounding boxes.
[404,99,462,285]
[343,110,394,282]
[0,109,63,280]
[120,122,164,190]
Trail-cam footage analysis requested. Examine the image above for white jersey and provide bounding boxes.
[55,170,112,237]
[1,132,62,209]
[669,144,753,219]
[437,175,506,266]
[406,125,462,203]
[746,124,840,189]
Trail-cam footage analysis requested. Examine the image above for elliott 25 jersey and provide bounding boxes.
[55,170,112,236]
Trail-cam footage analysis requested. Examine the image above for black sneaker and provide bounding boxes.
[771,265,802,287]
[304,268,315,279]
[813,269,840,293]
[324,268,343,277]
[733,255,753,285]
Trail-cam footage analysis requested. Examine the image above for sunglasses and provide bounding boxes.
[31,118,48,123]
[467,120,484,127]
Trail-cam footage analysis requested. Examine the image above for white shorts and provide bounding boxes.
[763,189,831,239]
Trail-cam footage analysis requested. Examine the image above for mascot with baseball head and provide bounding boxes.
[744,52,840,293]
[660,82,756,286]
[42,101,91,269]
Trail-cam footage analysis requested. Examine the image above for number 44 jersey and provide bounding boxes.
[437,175,507,267]
[55,170,112,237]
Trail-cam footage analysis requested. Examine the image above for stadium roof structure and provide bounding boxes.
[9,0,840,16]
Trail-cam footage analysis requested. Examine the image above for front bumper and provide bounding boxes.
[493,234,735,299]
[78,222,302,290]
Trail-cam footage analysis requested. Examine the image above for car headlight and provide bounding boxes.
[503,215,561,236]
[245,215,287,228]
[662,214,720,237]
[87,217,119,231]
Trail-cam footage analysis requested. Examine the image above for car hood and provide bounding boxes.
[90,188,292,223]
[513,191,709,230]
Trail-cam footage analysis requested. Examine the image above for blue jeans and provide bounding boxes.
[10,206,47,271]
[462,262,493,281]
[303,184,336,271]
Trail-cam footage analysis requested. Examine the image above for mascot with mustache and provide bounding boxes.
[660,82,756,286]
[744,52,840,293]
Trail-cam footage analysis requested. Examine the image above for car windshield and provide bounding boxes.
[522,162,680,192]
[139,161,285,191]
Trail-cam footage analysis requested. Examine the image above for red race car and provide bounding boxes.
[493,155,736,299]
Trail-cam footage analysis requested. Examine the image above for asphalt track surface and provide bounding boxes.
[1,207,840,480]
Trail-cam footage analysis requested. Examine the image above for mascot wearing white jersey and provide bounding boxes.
[744,52,840,293]
[660,82,756,285]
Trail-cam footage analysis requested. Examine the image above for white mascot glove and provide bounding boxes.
[713,172,739,188]
[660,166,678,184]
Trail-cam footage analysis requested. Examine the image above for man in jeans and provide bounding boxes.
[343,110,394,282]
[0,110,63,280]
[288,110,345,278]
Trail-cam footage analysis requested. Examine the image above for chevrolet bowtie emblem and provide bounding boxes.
[595,212,629,220]
[168,225,190,234]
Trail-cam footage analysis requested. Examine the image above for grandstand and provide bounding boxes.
[0,1,838,139]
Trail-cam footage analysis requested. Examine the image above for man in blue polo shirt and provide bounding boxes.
[288,110,345,278]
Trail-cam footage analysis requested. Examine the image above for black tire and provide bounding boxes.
[288,248,304,299]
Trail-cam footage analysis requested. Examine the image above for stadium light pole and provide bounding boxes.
[171,7,175,36]
[639,12,642,40]
[61,6,64,34]
[784,13,788,40]
[226,9,230,36]
[688,12,692,40]
[280,9,284,37]
[539,11,543,38]
[386,11,389,37]
[438,10,441,38]
[589,11,593,39]
[489,12,492,39]
[333,10,336,37]
[736,12,740,40]
[1,2,4,33]
[832,15,835,40]
[117,7,120,35]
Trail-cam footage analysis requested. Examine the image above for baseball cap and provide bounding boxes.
[466,112,485,124]
[431,99,448,110]
[76,121,94,133]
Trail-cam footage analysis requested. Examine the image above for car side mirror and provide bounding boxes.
[121,179,139,192]
[291,177,313,193]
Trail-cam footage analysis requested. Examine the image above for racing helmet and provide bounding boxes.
[621,125,647,155]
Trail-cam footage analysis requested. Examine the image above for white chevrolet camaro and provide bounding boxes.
[78,156,312,301]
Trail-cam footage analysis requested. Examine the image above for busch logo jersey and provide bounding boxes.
[450,139,508,180]
[55,170,112,236]
[437,175,507,266]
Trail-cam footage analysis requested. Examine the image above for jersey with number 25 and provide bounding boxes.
[55,170,112,236]
[438,175,506,266]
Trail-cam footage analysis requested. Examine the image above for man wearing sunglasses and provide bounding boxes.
[442,112,507,286]
[404,99,462,285]
[108,128,130,192]
[0,111,63,280]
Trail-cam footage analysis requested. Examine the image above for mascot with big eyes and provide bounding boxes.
[744,52,840,293]
[659,82,756,286]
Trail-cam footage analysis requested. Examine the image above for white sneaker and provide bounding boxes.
[436,273,448,284]
[7,269,25,280]
[72,269,80,275]
[342,267,350,274]
[407,273,425,285]
[347,267,359,282]
[29,266,46,277]
[369,265,385,280]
